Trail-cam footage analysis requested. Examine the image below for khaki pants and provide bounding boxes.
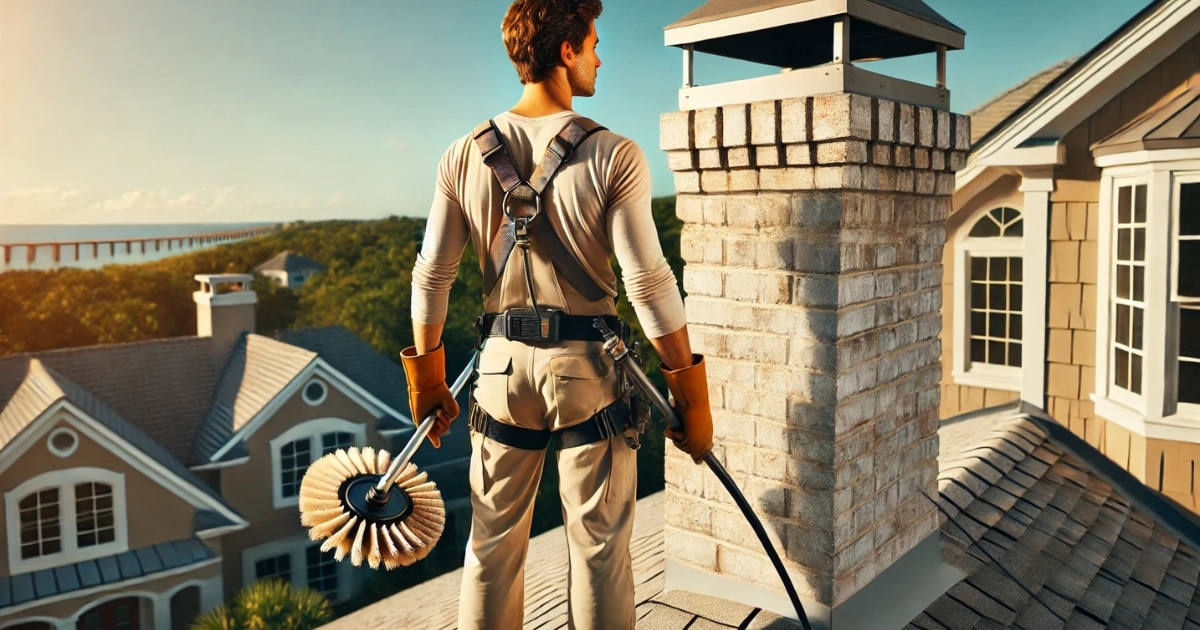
[458,336,638,630]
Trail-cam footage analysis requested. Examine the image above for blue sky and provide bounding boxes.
[0,0,1149,225]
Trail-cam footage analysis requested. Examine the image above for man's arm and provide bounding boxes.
[648,324,693,371]
[414,323,444,356]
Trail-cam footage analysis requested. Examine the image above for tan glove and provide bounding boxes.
[399,343,460,448]
[660,354,714,464]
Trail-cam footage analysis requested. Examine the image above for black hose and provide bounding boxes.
[702,451,813,630]
[592,319,813,629]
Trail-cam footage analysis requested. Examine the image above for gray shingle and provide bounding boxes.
[53,565,80,593]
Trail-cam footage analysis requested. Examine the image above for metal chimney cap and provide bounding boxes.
[665,0,964,69]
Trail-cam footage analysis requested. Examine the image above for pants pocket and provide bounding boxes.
[549,353,616,427]
[604,436,636,504]
[473,350,513,423]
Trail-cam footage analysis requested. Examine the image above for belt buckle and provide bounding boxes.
[503,309,561,343]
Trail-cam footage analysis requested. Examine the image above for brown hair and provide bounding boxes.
[502,0,603,84]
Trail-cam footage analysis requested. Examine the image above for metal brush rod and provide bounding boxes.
[368,352,477,504]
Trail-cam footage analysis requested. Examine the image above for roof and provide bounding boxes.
[277,327,408,422]
[190,333,318,463]
[662,0,963,69]
[1092,72,1200,156]
[325,410,1200,628]
[911,411,1200,628]
[0,359,241,523]
[0,537,215,610]
[0,337,224,463]
[254,251,327,274]
[966,59,1075,144]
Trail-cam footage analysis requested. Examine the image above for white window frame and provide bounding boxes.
[4,468,128,575]
[952,206,1024,391]
[269,418,365,509]
[1093,157,1200,442]
[242,535,350,603]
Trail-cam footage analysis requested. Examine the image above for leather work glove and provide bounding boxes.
[399,343,460,448]
[660,354,714,464]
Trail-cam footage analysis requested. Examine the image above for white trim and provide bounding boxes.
[241,535,350,603]
[1097,147,1200,168]
[1095,394,1200,443]
[0,404,248,531]
[1170,173,1200,303]
[978,144,1065,168]
[268,418,366,509]
[188,456,250,472]
[301,378,328,407]
[208,355,408,463]
[46,427,79,458]
[0,557,221,619]
[1020,185,1050,406]
[5,468,128,575]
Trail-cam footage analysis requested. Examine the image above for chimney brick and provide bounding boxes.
[663,92,968,609]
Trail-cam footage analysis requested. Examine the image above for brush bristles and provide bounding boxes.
[299,447,445,570]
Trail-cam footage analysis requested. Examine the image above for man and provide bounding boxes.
[400,1,712,627]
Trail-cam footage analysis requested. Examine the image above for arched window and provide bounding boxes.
[954,207,1024,390]
[5,468,127,574]
[269,419,364,508]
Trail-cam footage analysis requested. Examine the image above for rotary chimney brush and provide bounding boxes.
[298,354,476,570]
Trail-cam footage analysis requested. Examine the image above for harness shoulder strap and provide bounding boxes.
[471,117,610,302]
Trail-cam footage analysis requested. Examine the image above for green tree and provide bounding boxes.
[190,580,332,630]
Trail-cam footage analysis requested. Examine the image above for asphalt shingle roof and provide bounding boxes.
[910,414,1200,629]
[966,59,1076,144]
[254,250,326,274]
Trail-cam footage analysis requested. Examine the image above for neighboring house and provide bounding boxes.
[254,251,327,289]
[0,273,472,630]
[942,0,1200,513]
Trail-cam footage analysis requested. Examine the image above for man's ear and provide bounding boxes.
[560,39,576,66]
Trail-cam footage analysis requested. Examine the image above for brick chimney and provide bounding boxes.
[194,273,256,355]
[660,3,969,627]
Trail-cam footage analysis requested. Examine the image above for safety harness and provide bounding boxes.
[467,116,648,450]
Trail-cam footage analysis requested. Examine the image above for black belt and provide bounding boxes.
[467,399,631,450]
[478,311,624,343]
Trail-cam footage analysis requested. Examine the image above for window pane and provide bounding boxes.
[970,339,986,363]
[1181,308,1200,360]
[1119,186,1131,223]
[1118,228,1131,260]
[1135,185,1147,223]
[988,341,1004,364]
[1179,242,1200,298]
[306,544,339,599]
[969,216,1001,237]
[1008,343,1022,367]
[1131,353,1143,394]
[1115,304,1130,346]
[971,282,986,308]
[1134,228,1145,261]
[1180,361,1200,404]
[1010,285,1023,312]
[971,257,987,280]
[1134,267,1144,302]
[971,312,986,336]
[989,284,1006,310]
[989,313,1006,337]
[988,258,1005,281]
[1115,348,1129,389]
[1011,315,1023,341]
[1116,266,1130,299]
[1132,307,1144,351]
[1181,183,1200,235]
[1006,218,1024,237]
[1010,258,1023,282]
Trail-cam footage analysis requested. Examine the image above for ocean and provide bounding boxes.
[0,223,278,272]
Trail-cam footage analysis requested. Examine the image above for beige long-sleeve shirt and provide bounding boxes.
[412,110,685,339]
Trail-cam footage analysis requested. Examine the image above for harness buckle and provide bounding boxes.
[503,309,562,343]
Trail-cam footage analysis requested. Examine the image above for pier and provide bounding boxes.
[1,225,279,268]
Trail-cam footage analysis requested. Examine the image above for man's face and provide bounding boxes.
[567,22,601,97]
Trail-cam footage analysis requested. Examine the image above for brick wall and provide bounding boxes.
[662,94,968,607]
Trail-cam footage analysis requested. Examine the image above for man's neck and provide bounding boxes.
[509,73,573,117]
